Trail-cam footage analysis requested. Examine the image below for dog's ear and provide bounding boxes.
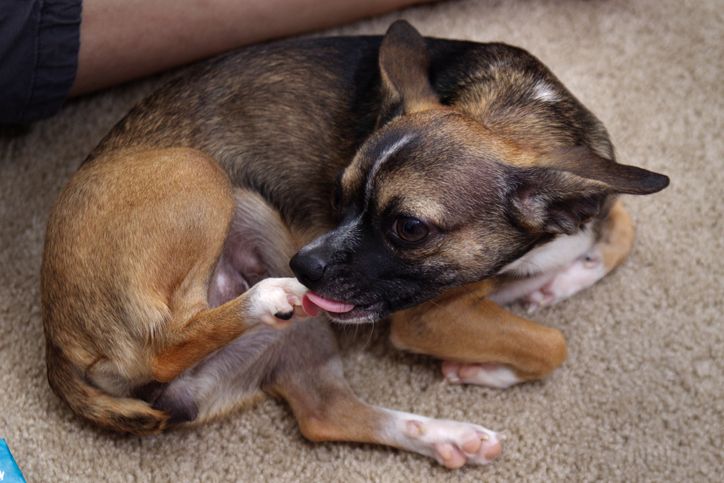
[508,147,669,235]
[377,20,440,126]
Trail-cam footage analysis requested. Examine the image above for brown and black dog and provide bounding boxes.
[41,21,668,468]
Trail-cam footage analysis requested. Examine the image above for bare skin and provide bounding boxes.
[71,0,431,95]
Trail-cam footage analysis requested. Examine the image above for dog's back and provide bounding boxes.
[89,36,611,230]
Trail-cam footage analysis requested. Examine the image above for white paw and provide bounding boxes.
[442,362,522,389]
[524,250,606,311]
[392,413,502,469]
[248,277,308,326]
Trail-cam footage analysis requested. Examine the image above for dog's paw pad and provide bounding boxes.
[523,251,606,309]
[434,442,466,469]
[442,361,521,389]
[403,418,502,468]
[250,277,308,326]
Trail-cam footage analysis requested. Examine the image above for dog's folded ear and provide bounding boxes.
[377,20,440,126]
[508,147,669,235]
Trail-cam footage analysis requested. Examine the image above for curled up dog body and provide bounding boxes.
[41,21,668,469]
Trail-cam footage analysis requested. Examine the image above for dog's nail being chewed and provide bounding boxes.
[274,310,294,321]
[251,277,310,325]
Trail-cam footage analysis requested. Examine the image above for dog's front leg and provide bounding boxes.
[389,285,567,388]
[150,277,307,382]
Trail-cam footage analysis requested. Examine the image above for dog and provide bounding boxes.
[41,21,668,469]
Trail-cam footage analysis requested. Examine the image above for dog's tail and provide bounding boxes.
[46,341,168,435]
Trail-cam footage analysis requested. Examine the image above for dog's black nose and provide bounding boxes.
[290,252,327,287]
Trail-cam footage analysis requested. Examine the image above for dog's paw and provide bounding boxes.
[524,250,606,312]
[400,416,502,468]
[442,361,522,389]
[248,277,308,326]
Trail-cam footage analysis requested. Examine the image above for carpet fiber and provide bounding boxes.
[1,0,721,481]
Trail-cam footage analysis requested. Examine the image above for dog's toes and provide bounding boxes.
[523,286,554,310]
[402,417,502,467]
[478,435,503,461]
[435,442,466,469]
[442,361,462,384]
[442,362,521,389]
[250,277,309,326]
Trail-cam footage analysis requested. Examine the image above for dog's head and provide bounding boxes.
[290,21,669,322]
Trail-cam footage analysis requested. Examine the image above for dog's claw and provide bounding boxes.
[274,310,294,320]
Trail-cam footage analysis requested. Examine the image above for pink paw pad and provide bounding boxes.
[404,419,502,468]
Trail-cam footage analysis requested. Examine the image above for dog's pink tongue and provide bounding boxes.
[303,292,355,315]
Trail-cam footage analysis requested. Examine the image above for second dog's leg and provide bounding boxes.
[264,321,502,469]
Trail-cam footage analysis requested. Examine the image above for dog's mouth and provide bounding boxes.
[302,292,385,323]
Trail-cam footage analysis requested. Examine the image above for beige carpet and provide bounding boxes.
[1,0,722,481]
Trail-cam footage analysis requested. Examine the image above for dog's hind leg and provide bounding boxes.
[148,186,306,425]
[491,199,636,310]
[521,199,635,309]
[263,320,502,469]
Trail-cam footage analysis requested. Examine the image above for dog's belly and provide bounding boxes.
[207,244,259,308]
[207,188,301,307]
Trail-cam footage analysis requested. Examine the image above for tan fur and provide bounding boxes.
[390,281,567,381]
[270,364,387,445]
[598,199,636,272]
[43,147,286,432]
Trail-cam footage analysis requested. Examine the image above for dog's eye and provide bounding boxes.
[393,216,429,244]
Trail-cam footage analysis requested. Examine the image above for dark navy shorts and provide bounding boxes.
[1,0,82,124]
